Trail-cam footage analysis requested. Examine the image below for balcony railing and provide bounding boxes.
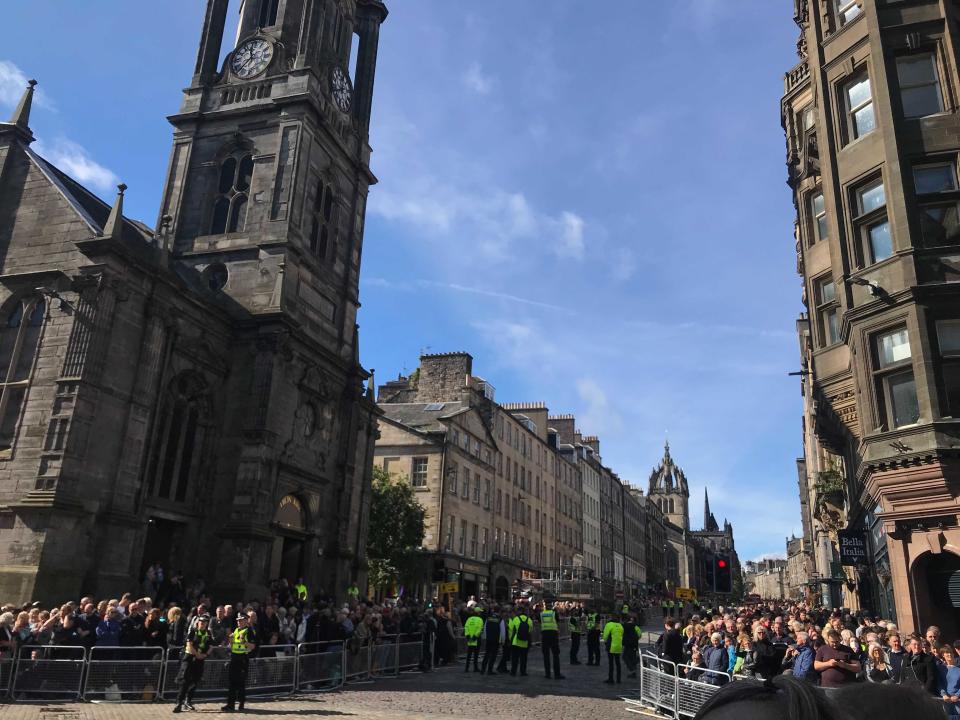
[784,60,810,94]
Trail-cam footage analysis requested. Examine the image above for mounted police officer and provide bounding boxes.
[221,612,256,713]
[540,601,564,679]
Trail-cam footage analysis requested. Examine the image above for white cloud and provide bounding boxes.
[556,212,585,260]
[35,138,119,193]
[0,60,54,111]
[372,181,587,263]
[421,281,574,314]
[576,377,622,437]
[462,61,493,95]
[750,552,787,563]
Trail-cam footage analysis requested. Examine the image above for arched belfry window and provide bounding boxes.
[0,298,45,455]
[309,179,337,261]
[211,152,253,235]
[146,373,209,503]
[258,0,279,27]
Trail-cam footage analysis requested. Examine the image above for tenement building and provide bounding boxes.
[0,0,388,603]
[784,0,960,633]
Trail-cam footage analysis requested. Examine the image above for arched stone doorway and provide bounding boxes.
[270,495,308,583]
[495,576,509,602]
[912,551,960,641]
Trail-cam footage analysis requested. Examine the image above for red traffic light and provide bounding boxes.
[717,559,727,568]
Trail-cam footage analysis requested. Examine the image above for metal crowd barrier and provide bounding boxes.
[676,662,729,718]
[625,652,730,719]
[296,643,343,691]
[0,634,424,704]
[369,635,399,678]
[344,640,372,683]
[84,646,164,702]
[0,656,12,698]
[11,645,87,701]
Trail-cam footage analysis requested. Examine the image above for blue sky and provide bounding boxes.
[3,1,803,563]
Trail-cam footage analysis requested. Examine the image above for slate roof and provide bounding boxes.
[23,145,154,246]
[379,402,465,434]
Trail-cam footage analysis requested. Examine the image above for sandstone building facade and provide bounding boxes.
[785,0,960,633]
[0,0,387,604]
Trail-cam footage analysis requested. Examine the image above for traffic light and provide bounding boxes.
[715,554,732,594]
[703,554,715,592]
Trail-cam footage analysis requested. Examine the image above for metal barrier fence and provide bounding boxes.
[0,634,424,703]
[625,652,730,719]
[11,646,87,701]
[84,646,164,702]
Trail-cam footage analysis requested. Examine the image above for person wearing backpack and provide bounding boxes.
[510,608,534,677]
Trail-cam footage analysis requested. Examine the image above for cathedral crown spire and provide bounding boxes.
[9,79,37,130]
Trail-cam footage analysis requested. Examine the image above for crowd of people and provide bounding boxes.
[654,598,960,716]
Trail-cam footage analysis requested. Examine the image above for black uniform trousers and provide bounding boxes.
[569,632,581,664]
[587,630,601,665]
[176,655,205,707]
[481,636,499,674]
[608,650,622,683]
[226,653,249,709]
[496,637,512,672]
[464,641,480,671]
[542,630,561,677]
[510,644,528,676]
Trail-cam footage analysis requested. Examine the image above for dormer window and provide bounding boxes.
[211,153,253,235]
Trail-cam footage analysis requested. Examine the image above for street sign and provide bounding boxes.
[675,587,697,601]
[439,581,459,594]
[615,590,625,599]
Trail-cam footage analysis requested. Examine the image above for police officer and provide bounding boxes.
[221,612,256,713]
[586,610,602,666]
[174,614,212,713]
[602,613,624,685]
[463,607,484,672]
[568,609,582,665]
[509,607,533,677]
[540,601,564,680]
[496,606,515,673]
[294,577,308,602]
[481,606,501,675]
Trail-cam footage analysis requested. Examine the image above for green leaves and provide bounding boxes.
[367,466,426,591]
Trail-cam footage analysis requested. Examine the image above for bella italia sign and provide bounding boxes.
[838,529,869,566]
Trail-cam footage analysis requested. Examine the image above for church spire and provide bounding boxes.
[704,487,711,528]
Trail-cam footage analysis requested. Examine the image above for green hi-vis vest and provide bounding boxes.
[588,613,599,628]
[190,629,210,655]
[231,628,251,655]
[540,610,558,632]
[569,616,581,634]
[295,583,308,600]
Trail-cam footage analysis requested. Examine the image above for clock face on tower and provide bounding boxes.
[230,38,274,80]
[330,66,353,113]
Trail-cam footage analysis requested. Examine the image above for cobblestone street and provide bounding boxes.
[0,624,665,720]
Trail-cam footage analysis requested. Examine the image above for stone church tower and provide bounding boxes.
[648,441,690,531]
[0,0,386,604]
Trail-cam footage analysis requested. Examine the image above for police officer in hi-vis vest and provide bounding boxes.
[222,613,256,713]
[540,601,564,679]
[174,614,212,713]
[568,609,582,665]
[586,611,602,666]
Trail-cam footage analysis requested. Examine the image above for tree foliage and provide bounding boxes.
[367,466,426,592]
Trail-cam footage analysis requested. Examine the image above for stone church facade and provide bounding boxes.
[0,0,387,604]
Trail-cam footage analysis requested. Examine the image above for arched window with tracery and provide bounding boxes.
[0,298,45,455]
[210,152,254,235]
[309,179,337,262]
[145,373,209,503]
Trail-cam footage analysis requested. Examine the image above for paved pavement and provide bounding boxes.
[1,614,666,720]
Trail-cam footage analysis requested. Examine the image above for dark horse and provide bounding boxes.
[694,676,946,720]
